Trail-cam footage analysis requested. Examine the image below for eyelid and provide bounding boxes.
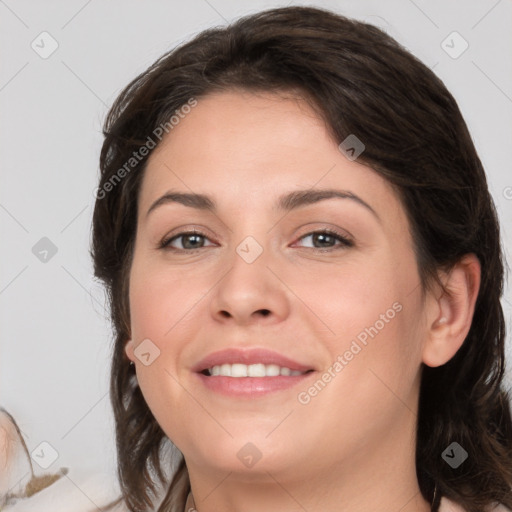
[294,223,353,242]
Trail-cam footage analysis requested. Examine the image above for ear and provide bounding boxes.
[422,254,481,367]
[125,339,136,363]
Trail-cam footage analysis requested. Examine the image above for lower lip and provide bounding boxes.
[195,372,316,397]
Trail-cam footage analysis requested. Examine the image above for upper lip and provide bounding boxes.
[193,348,316,373]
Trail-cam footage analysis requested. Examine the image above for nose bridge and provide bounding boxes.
[226,229,272,293]
[228,208,285,276]
[225,203,276,266]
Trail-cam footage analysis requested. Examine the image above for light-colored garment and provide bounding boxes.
[439,496,469,511]
[185,491,195,511]
[2,469,127,512]
[5,486,512,512]
[438,496,511,512]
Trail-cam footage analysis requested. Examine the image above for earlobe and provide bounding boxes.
[422,254,481,368]
[125,339,135,363]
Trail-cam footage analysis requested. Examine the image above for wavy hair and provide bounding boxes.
[90,6,512,512]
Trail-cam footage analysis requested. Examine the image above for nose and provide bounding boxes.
[208,244,291,326]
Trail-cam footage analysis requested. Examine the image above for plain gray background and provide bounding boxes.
[1,0,511,489]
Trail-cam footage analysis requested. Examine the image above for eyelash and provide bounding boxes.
[159,228,354,253]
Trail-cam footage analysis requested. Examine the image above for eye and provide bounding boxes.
[159,229,214,252]
[294,229,353,251]
[159,228,353,253]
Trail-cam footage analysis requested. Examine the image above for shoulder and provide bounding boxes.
[439,496,512,512]
[439,496,467,512]
[487,505,512,512]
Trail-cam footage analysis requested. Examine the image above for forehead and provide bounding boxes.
[138,90,404,224]
[148,90,330,169]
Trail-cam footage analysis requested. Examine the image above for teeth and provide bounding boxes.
[207,363,305,377]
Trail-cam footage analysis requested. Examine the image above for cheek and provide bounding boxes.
[290,256,401,341]
[128,255,205,343]
[295,295,422,453]
[298,249,422,382]
[127,258,205,445]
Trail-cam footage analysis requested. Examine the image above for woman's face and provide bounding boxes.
[125,90,429,487]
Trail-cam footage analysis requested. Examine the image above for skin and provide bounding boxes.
[125,90,480,512]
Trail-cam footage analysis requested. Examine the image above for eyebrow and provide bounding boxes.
[145,188,380,221]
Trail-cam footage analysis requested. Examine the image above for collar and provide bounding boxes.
[184,491,196,511]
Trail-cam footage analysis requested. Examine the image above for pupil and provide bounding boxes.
[315,233,333,247]
[184,234,202,249]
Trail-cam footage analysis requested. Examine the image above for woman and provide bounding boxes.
[91,6,512,512]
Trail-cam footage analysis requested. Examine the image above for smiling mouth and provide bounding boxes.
[199,363,315,378]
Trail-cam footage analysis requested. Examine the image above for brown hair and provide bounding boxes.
[90,6,512,512]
